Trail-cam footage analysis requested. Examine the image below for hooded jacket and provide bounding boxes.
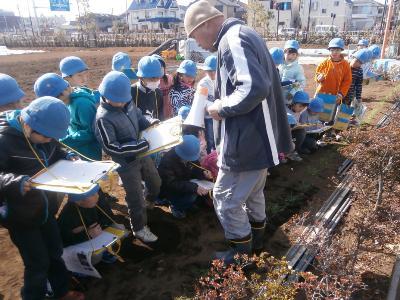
[278,60,306,88]
[315,56,352,97]
[214,18,293,172]
[131,81,164,121]
[60,87,102,160]
[0,110,68,228]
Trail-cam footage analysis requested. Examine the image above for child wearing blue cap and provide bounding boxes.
[112,52,138,80]
[279,40,306,104]
[131,56,164,120]
[58,184,121,264]
[199,55,217,153]
[169,59,197,116]
[95,71,161,243]
[0,74,25,112]
[0,97,84,300]
[297,97,325,153]
[345,49,371,125]
[289,90,310,121]
[158,135,213,219]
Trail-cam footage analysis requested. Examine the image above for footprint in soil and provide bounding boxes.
[119,220,181,263]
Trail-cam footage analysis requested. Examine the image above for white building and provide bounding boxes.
[350,0,384,30]
[127,0,184,32]
[250,0,293,33]
[297,0,353,31]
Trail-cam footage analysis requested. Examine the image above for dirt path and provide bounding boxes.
[0,48,398,299]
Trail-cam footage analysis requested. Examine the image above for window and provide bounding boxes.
[334,1,339,6]
[322,8,327,14]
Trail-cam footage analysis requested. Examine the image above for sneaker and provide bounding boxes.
[135,226,158,243]
[171,207,187,219]
[287,151,303,162]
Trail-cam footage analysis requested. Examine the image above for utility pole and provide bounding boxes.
[379,0,388,35]
[306,0,312,41]
[381,0,394,59]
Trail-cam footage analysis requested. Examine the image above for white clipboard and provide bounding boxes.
[139,116,183,157]
[30,160,119,194]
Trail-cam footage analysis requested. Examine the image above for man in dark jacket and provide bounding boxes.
[184,0,293,262]
[158,135,212,218]
[0,97,84,300]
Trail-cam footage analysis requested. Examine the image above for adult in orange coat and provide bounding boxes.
[315,38,352,105]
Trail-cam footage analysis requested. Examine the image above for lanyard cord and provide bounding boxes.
[136,84,159,119]
[21,121,86,192]
[76,205,124,262]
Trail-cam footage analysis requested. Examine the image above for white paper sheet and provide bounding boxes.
[30,160,118,194]
[139,116,183,157]
[62,230,121,279]
[184,86,211,128]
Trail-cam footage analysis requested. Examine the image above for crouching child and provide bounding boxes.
[158,135,213,219]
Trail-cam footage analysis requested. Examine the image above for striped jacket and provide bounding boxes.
[344,66,363,104]
[214,19,293,172]
[94,99,152,168]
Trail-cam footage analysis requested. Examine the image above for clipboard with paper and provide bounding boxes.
[30,160,119,194]
[138,116,183,157]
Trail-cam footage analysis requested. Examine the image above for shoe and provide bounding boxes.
[317,140,327,147]
[250,220,266,255]
[287,151,303,161]
[135,226,158,243]
[349,118,360,126]
[298,148,311,155]
[214,235,252,265]
[171,207,187,219]
[154,198,169,206]
[59,291,85,300]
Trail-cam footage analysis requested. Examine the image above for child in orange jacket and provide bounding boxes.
[315,38,352,105]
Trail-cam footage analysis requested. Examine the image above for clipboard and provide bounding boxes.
[138,116,183,157]
[30,160,119,194]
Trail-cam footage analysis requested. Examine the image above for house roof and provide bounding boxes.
[138,17,181,22]
[215,0,240,7]
[128,0,179,10]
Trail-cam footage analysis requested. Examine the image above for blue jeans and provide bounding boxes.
[204,118,215,154]
[169,193,198,212]
[8,215,69,300]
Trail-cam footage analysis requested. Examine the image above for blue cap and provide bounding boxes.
[309,97,324,113]
[59,56,88,78]
[353,48,371,64]
[177,60,197,78]
[358,39,369,47]
[21,96,70,140]
[137,56,162,78]
[34,73,70,98]
[369,45,381,59]
[99,71,132,103]
[175,135,200,161]
[284,40,300,51]
[152,54,166,67]
[328,38,345,50]
[122,68,138,80]
[0,74,25,106]
[178,105,191,120]
[203,55,217,71]
[287,112,297,126]
[293,91,310,104]
[112,52,132,71]
[68,184,100,202]
[269,47,284,65]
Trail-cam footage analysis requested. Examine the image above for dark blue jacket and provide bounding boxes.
[214,19,293,172]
